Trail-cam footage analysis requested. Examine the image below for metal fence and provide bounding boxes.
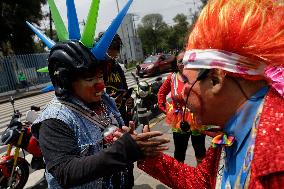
[0,53,50,93]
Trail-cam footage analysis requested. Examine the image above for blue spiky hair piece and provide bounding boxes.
[27,0,133,60]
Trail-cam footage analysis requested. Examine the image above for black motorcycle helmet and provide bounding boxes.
[138,81,151,98]
[48,40,105,98]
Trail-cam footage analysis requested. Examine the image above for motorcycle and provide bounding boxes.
[129,73,163,129]
[0,97,44,189]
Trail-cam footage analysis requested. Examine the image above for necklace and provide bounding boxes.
[90,101,112,128]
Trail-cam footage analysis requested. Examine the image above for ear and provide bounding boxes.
[209,69,226,94]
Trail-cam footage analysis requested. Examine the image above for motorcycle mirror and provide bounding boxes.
[9,96,16,113]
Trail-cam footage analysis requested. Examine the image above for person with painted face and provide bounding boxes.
[157,51,206,163]
[28,0,169,188]
[138,0,284,188]
[31,40,169,189]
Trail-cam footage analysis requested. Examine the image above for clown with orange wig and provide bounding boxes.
[138,0,284,188]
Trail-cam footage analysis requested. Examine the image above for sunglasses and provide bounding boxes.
[182,69,210,85]
[177,59,183,65]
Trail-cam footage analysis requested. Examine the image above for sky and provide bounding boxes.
[42,0,202,36]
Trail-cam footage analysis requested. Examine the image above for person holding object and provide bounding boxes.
[28,0,169,188]
[31,41,169,189]
[157,51,206,163]
[138,0,284,188]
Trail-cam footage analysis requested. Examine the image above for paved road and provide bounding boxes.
[0,71,171,189]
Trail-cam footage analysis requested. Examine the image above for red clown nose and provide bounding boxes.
[94,82,105,91]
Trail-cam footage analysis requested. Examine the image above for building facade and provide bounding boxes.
[117,13,144,65]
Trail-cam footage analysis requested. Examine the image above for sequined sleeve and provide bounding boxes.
[138,147,221,189]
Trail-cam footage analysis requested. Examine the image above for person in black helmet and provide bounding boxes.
[97,32,133,126]
[32,40,169,189]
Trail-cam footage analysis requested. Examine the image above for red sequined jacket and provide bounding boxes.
[138,89,284,189]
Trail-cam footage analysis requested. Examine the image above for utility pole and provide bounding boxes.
[115,0,120,12]
[49,8,53,40]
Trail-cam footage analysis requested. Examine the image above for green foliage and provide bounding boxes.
[168,13,189,50]
[44,28,58,42]
[137,0,209,56]
[0,0,47,56]
[137,14,170,55]
[138,13,189,55]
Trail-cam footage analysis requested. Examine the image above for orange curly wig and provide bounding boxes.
[187,0,284,67]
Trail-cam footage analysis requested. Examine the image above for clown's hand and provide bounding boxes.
[133,125,170,156]
[113,123,170,156]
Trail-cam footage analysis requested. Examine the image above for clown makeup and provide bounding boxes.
[182,68,229,126]
[183,68,247,127]
[72,71,105,103]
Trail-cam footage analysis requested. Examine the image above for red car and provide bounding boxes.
[136,54,176,77]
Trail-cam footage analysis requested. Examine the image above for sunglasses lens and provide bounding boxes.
[177,59,183,64]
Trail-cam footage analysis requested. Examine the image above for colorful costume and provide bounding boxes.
[139,87,284,189]
[139,0,284,188]
[28,0,137,188]
[158,72,188,129]
[158,72,206,162]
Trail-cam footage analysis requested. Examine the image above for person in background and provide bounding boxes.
[97,32,136,188]
[158,51,206,164]
[138,0,284,188]
[97,32,132,126]
[124,58,128,69]
[18,72,29,91]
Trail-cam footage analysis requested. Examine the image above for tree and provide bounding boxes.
[0,0,47,56]
[137,14,169,55]
[137,1,209,56]
[167,14,189,51]
[200,0,208,6]
[191,0,208,25]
